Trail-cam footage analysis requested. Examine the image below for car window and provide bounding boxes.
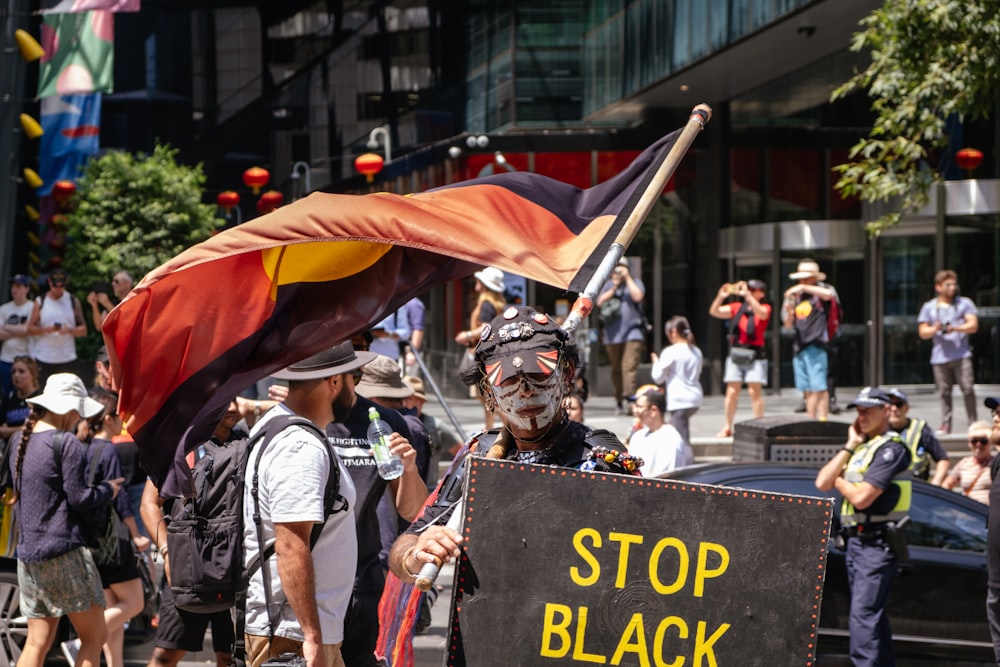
[905,489,987,552]
[719,475,987,553]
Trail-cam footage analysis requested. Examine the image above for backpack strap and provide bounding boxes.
[234,414,346,662]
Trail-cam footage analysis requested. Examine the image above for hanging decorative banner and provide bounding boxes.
[38,11,114,98]
[39,0,139,13]
[38,94,101,195]
[447,459,833,667]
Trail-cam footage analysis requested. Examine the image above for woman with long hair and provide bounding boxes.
[0,356,42,442]
[61,388,147,667]
[7,373,123,667]
[455,267,506,430]
[649,316,704,450]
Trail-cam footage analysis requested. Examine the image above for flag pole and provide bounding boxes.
[561,103,712,336]
[405,344,468,442]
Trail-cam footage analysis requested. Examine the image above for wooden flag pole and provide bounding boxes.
[562,103,712,335]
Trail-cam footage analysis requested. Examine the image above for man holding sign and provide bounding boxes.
[387,305,639,595]
[816,387,911,667]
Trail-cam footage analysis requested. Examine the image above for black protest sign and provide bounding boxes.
[447,458,833,667]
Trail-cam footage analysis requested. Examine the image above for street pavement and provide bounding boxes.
[131,381,998,667]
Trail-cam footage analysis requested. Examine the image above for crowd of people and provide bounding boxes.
[1,257,998,667]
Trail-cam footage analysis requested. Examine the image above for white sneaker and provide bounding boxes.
[60,638,81,665]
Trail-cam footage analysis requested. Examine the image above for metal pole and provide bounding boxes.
[562,103,713,335]
[406,343,467,442]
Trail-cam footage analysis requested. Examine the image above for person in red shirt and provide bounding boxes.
[709,279,771,437]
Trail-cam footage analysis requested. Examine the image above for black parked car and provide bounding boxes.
[661,463,993,666]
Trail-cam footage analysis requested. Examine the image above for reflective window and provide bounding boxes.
[715,477,988,554]
[905,489,987,552]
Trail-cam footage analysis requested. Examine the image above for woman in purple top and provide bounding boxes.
[7,373,123,667]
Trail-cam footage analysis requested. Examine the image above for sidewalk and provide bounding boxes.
[421,383,1000,460]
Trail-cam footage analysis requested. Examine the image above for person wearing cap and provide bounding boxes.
[783,259,836,420]
[885,388,950,485]
[942,420,992,504]
[325,351,424,667]
[917,269,979,434]
[596,258,647,414]
[709,279,771,437]
[0,274,35,397]
[387,306,641,630]
[27,269,87,383]
[456,267,507,430]
[983,396,1000,661]
[7,373,124,667]
[816,387,912,667]
[242,342,367,667]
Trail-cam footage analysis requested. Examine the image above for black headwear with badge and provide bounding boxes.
[459,305,577,387]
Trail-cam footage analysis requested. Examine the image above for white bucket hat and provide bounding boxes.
[789,260,826,281]
[473,266,505,293]
[27,373,104,418]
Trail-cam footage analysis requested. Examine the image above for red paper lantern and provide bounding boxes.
[52,180,76,205]
[955,147,984,173]
[354,153,384,183]
[242,166,270,194]
[216,190,240,212]
[256,190,284,214]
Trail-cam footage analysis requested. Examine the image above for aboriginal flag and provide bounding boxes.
[103,128,684,495]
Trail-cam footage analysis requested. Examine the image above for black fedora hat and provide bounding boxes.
[272,341,376,380]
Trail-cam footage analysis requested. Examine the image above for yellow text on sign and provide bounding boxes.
[540,603,731,667]
[569,528,730,597]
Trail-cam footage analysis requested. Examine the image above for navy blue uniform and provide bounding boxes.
[841,433,911,667]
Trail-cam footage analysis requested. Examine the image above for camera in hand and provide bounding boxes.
[261,653,306,667]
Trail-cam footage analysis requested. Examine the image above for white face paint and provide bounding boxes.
[491,370,563,433]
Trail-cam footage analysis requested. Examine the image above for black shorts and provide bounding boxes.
[155,582,235,653]
[97,538,141,587]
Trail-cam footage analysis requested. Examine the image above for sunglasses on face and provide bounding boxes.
[970,437,990,446]
[51,281,65,287]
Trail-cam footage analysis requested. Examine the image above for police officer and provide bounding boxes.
[816,387,911,667]
[886,387,950,484]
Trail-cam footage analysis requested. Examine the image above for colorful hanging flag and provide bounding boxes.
[37,11,114,98]
[38,94,101,195]
[102,129,684,496]
[39,0,139,12]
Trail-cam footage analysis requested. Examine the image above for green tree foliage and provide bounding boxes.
[64,143,218,351]
[832,0,1000,235]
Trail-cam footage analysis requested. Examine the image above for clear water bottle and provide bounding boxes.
[367,407,404,480]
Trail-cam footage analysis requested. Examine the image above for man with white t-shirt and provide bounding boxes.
[242,342,374,667]
[0,274,35,396]
[627,388,692,477]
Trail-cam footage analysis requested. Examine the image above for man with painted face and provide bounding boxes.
[386,305,640,604]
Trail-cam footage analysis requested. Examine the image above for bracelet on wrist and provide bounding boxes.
[401,546,420,579]
[840,447,855,456]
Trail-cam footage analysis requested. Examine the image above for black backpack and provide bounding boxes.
[166,414,346,613]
